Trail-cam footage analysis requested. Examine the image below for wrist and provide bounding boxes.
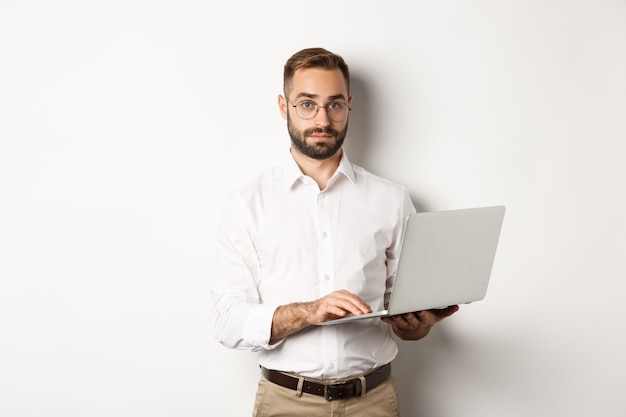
[270,301,316,343]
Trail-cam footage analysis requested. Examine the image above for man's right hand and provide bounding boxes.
[269,290,371,344]
[306,289,372,324]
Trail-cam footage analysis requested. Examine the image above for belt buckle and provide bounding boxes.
[324,381,351,401]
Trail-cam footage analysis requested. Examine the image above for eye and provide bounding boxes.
[299,101,315,110]
[328,102,343,110]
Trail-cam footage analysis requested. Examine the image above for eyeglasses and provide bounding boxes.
[287,98,351,122]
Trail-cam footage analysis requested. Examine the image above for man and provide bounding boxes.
[211,47,458,417]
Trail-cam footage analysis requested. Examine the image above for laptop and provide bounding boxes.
[317,205,506,325]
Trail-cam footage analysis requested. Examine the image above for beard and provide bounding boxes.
[288,116,348,160]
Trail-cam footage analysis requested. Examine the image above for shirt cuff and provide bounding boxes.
[244,303,284,351]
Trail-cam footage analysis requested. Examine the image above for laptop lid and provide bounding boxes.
[317,205,505,325]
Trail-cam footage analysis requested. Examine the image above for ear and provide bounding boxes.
[278,95,288,120]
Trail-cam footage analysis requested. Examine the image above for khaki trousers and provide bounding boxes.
[252,375,401,417]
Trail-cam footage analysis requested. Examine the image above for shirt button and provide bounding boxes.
[329,363,335,370]
[324,275,330,281]
[322,232,328,238]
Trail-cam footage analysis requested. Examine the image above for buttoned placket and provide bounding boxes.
[316,188,339,378]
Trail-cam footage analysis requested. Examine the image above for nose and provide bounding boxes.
[313,106,331,127]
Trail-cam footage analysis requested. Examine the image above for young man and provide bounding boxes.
[211,47,458,417]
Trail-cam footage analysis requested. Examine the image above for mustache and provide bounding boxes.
[303,127,339,137]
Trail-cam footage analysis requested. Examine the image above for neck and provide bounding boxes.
[290,147,342,190]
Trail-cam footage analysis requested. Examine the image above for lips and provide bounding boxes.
[309,134,332,141]
[306,128,337,141]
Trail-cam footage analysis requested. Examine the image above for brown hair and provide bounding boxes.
[283,47,350,96]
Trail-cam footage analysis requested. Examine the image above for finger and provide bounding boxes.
[384,313,416,328]
[396,312,416,325]
[332,290,372,314]
[428,305,460,321]
[319,295,370,318]
[322,304,352,318]
[334,298,371,315]
[414,311,436,326]
[412,305,459,324]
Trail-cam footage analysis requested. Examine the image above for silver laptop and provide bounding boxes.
[317,205,505,325]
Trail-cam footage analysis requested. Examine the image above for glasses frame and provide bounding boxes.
[286,98,351,122]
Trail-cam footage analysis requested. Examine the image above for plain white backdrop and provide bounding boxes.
[1,1,625,416]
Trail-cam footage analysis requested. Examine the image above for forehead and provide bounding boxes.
[289,68,349,99]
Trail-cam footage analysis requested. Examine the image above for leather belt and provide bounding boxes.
[261,363,391,401]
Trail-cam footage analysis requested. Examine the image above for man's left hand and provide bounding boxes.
[381,305,460,340]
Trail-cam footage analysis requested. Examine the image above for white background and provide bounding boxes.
[1,1,625,416]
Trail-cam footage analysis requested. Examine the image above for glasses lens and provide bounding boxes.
[296,101,317,119]
[327,103,348,121]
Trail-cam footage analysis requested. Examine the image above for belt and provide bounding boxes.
[261,363,391,401]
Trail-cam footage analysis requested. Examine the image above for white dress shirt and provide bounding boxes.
[211,150,416,379]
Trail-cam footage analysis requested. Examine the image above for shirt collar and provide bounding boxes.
[282,149,357,189]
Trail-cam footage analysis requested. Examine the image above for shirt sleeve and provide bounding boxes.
[384,187,417,307]
[210,192,283,351]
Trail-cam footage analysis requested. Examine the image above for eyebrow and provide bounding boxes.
[295,92,348,102]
